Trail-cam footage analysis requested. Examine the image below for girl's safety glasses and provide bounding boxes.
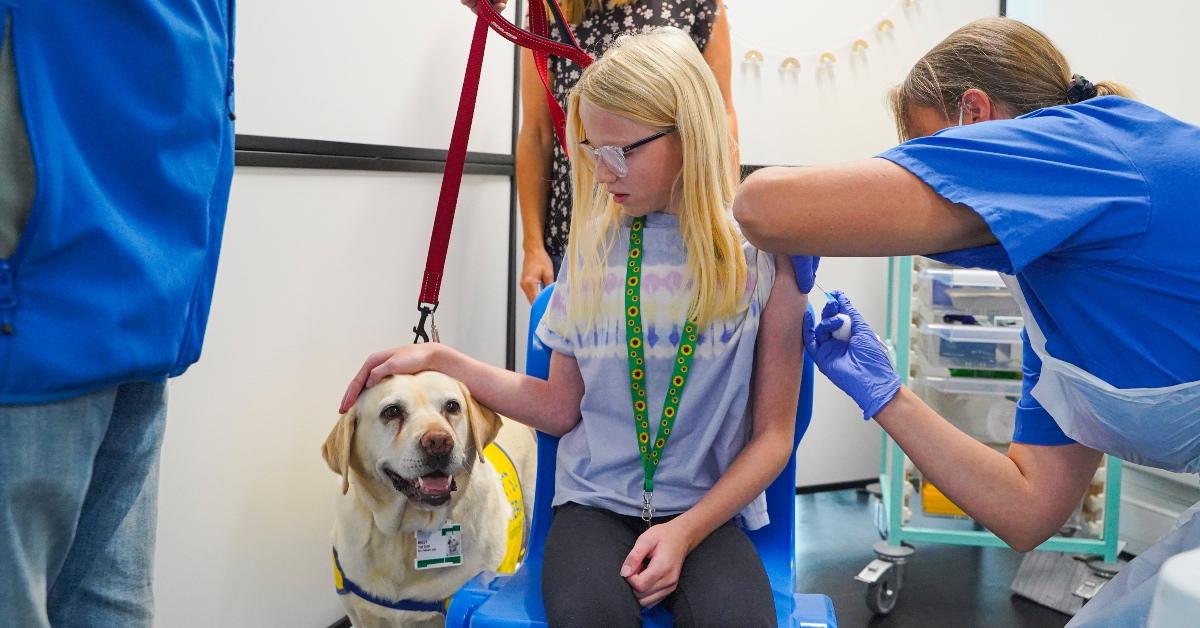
[579,129,673,178]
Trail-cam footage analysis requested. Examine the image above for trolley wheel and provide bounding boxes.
[865,567,900,615]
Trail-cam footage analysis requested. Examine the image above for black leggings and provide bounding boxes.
[542,502,777,628]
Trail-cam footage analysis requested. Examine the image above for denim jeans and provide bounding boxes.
[0,381,167,628]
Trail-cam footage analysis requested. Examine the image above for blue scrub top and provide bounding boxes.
[878,96,1200,446]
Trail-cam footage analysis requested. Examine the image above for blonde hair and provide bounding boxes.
[554,0,637,25]
[564,26,744,328]
[889,17,1133,140]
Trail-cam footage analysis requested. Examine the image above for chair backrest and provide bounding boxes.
[747,342,814,584]
[523,284,814,585]
[522,286,562,571]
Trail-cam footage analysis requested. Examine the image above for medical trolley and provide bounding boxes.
[857,255,1123,615]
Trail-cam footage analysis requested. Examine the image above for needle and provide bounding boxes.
[812,281,852,342]
[813,281,833,300]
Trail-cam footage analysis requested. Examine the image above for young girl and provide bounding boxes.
[512,0,735,302]
[340,27,805,627]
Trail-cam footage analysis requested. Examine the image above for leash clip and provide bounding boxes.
[641,491,654,526]
[413,302,439,344]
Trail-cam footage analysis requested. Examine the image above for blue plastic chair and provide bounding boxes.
[447,285,837,627]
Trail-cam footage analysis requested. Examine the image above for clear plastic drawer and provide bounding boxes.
[913,374,1020,444]
[917,268,1022,319]
[917,322,1024,371]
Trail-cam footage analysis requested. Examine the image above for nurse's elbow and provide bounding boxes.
[1006,536,1040,554]
[733,168,781,247]
[999,526,1056,553]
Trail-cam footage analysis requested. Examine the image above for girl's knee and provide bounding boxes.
[672,589,777,628]
[544,590,642,628]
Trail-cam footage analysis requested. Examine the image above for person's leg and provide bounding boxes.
[543,502,643,628]
[47,381,167,628]
[0,387,120,628]
[664,521,777,628]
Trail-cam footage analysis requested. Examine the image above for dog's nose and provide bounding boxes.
[420,430,454,458]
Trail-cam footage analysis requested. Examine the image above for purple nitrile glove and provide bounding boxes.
[789,255,821,294]
[803,291,901,420]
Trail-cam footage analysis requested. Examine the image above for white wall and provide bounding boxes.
[156,1,518,625]
[233,0,518,151]
[727,0,998,486]
[1007,0,1200,126]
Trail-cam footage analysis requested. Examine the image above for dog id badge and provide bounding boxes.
[415,522,463,570]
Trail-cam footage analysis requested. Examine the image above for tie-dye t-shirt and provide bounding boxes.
[535,212,776,529]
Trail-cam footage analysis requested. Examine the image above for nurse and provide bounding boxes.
[734,17,1200,627]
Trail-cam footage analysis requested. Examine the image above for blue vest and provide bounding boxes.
[0,0,235,402]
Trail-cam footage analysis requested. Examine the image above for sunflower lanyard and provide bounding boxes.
[624,216,699,527]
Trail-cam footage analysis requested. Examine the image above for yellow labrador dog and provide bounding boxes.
[323,372,535,628]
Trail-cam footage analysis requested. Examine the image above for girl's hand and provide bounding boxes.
[620,519,696,607]
[338,343,445,413]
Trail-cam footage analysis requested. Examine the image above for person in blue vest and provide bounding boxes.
[0,3,235,627]
[734,17,1200,627]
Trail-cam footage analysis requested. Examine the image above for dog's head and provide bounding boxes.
[322,371,501,512]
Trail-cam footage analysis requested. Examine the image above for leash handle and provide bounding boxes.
[416,1,594,331]
[476,0,592,69]
[527,0,567,152]
[478,0,592,152]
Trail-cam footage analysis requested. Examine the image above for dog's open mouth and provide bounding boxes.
[383,467,458,506]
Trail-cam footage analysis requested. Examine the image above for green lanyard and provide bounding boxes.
[624,216,699,524]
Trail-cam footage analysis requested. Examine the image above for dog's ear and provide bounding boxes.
[458,381,501,463]
[322,407,358,495]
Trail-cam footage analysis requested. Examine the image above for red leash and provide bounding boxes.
[414,0,593,343]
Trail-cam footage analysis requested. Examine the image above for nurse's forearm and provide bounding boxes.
[732,159,997,256]
[874,387,1102,552]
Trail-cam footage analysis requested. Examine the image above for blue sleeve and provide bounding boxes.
[877,102,1151,274]
[1011,332,1076,446]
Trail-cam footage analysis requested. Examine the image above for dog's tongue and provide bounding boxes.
[418,474,452,495]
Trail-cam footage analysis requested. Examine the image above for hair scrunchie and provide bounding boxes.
[1066,74,1098,104]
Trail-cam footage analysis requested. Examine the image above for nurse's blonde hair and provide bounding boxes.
[564,26,744,328]
[890,17,1134,140]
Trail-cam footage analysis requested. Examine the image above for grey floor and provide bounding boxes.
[795,489,1071,628]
